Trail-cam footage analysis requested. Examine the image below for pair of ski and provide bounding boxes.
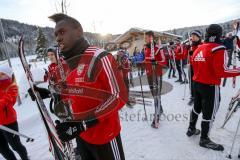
[221,88,240,159]
[221,89,240,128]
[128,96,152,106]
[150,37,163,129]
[18,37,76,160]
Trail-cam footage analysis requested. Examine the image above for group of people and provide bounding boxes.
[1,13,240,160]
[116,23,240,151]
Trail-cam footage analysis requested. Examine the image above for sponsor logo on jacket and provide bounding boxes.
[77,64,85,75]
[194,51,205,62]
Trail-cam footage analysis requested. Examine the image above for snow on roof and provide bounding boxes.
[113,27,182,43]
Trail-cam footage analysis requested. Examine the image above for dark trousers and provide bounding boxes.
[76,134,125,160]
[176,60,182,80]
[227,49,233,67]
[0,122,28,160]
[189,82,220,139]
[146,64,163,117]
[180,60,187,81]
[188,65,195,99]
[168,59,176,78]
[137,63,144,76]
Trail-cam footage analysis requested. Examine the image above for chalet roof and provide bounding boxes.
[113,27,182,43]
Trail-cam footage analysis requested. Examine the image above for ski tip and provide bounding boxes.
[26,138,34,143]
[226,154,232,159]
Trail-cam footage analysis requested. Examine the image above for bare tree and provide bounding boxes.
[54,0,70,14]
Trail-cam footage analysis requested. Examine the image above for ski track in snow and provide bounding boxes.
[0,57,240,160]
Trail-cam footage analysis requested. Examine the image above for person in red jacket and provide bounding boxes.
[117,49,134,108]
[174,39,188,84]
[31,13,128,160]
[167,41,176,79]
[187,30,203,106]
[44,48,70,85]
[44,48,57,82]
[186,24,240,151]
[144,31,167,128]
[0,65,29,160]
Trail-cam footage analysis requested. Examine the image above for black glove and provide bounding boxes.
[28,85,51,101]
[55,120,86,142]
[189,51,193,56]
[150,59,157,65]
[54,100,71,119]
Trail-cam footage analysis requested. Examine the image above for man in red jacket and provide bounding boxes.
[44,48,70,85]
[174,39,188,84]
[33,13,128,160]
[187,30,202,106]
[186,24,240,151]
[144,31,167,128]
[117,49,134,108]
[167,41,176,79]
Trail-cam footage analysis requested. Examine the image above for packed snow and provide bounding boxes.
[1,56,240,160]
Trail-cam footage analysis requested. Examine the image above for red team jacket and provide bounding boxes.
[45,57,69,84]
[62,47,127,145]
[167,46,175,60]
[144,45,167,76]
[174,43,186,60]
[191,42,240,85]
[187,42,203,63]
[0,79,18,125]
[118,54,131,79]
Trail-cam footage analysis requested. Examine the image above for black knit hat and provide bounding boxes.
[205,24,222,42]
[190,30,202,38]
[47,47,56,53]
[146,31,154,37]
[169,41,174,45]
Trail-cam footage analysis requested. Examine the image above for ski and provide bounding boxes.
[222,78,227,87]
[221,89,240,128]
[128,97,152,106]
[232,22,239,88]
[18,36,74,160]
[150,37,161,129]
[138,69,148,120]
[0,125,34,142]
[129,90,152,98]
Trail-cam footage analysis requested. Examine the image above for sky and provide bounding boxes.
[0,0,240,35]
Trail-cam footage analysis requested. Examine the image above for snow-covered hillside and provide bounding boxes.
[1,57,240,160]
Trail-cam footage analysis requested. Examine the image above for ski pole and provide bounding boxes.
[221,90,240,128]
[227,115,240,159]
[0,125,34,142]
[238,144,240,158]
[138,66,147,121]
[181,60,187,100]
[232,21,239,89]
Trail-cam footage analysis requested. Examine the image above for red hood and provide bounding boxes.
[0,78,13,89]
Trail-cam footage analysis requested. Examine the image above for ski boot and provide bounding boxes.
[187,98,194,106]
[199,137,224,151]
[186,128,200,137]
[151,115,160,129]
[175,79,183,83]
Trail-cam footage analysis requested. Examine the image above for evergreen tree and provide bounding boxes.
[35,27,47,61]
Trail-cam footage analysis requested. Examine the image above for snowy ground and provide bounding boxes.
[1,57,240,160]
